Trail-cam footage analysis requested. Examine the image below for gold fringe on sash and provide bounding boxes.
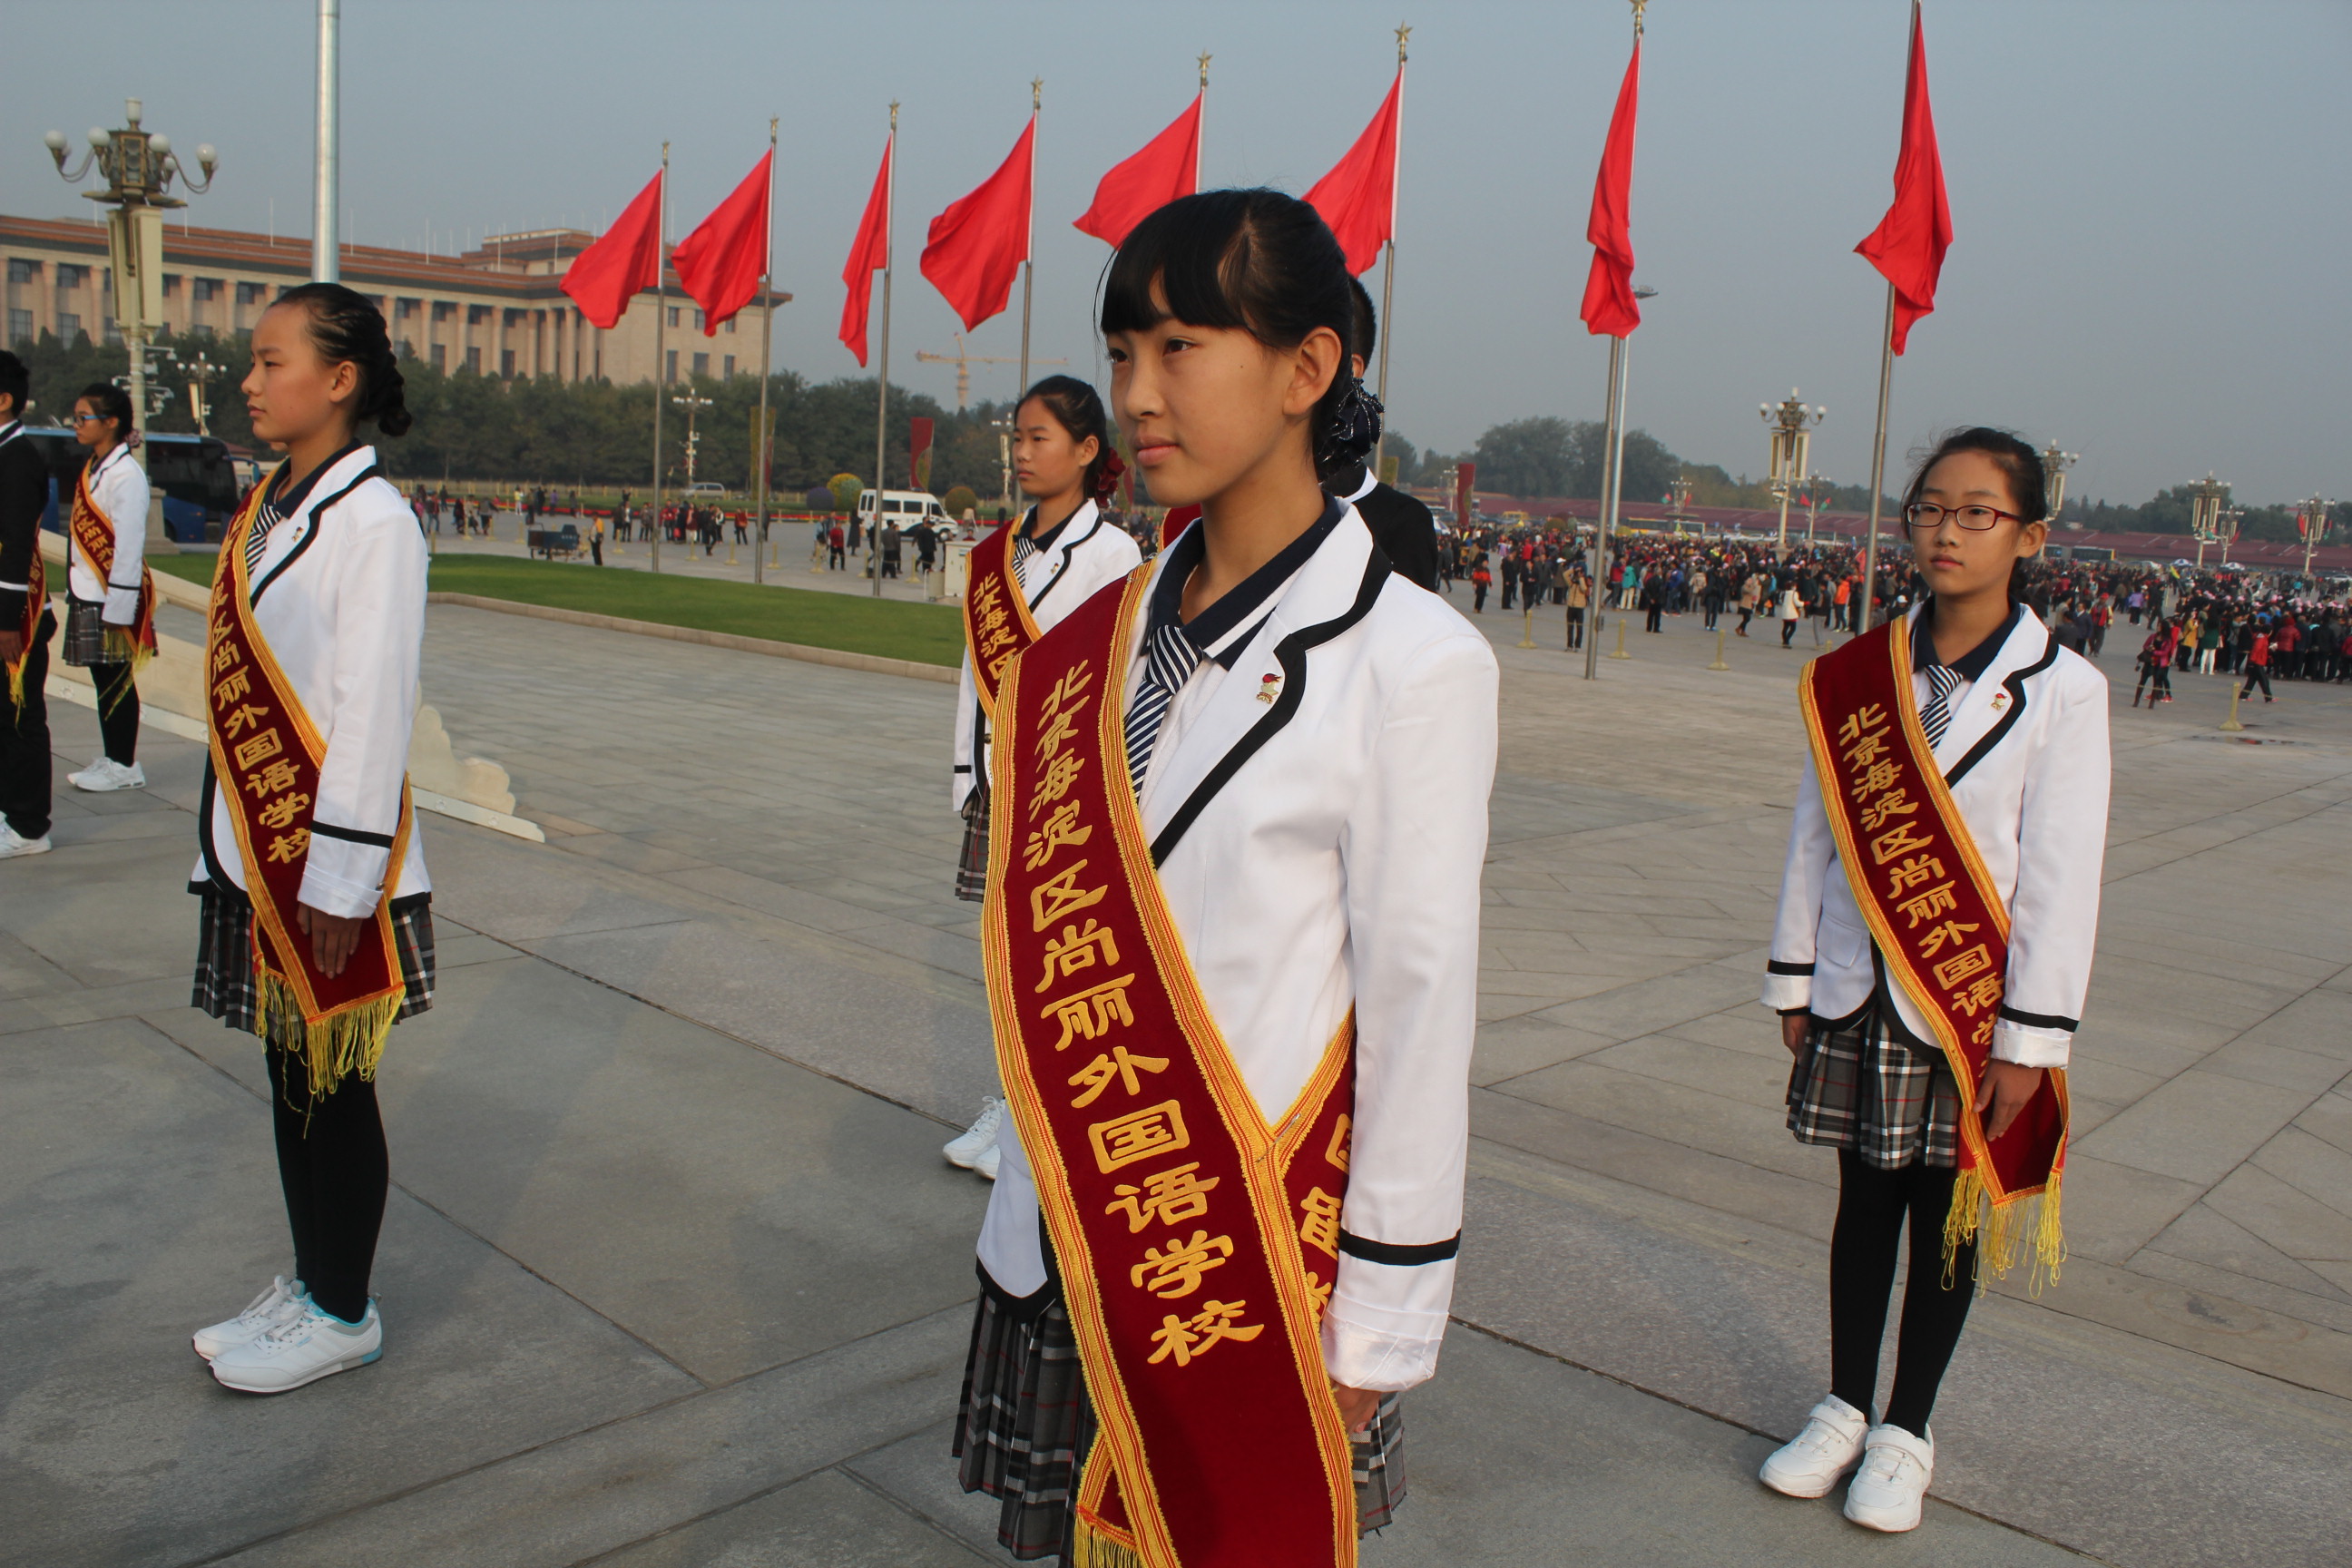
[253,967,403,1101]
[1070,1520,1146,1568]
[1942,1165,2067,1296]
[98,627,154,708]
[5,657,26,710]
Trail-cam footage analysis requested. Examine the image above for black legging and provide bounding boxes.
[91,660,139,764]
[1781,618,1799,646]
[1829,1149,1976,1438]
[267,1045,388,1324]
[2241,664,2272,700]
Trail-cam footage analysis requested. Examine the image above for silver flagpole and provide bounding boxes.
[871,103,897,599]
[312,0,339,282]
[753,117,777,586]
[1858,281,1896,632]
[1018,81,1040,403]
[650,142,668,574]
[1372,25,1407,478]
[1583,333,1624,681]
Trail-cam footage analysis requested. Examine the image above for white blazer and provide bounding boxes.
[950,500,1142,810]
[1762,603,2111,1067]
[69,443,150,623]
[190,446,430,919]
[976,508,1499,1393]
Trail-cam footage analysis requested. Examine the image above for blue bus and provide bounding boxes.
[24,426,244,544]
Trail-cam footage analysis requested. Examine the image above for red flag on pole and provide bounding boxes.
[909,416,935,490]
[1578,41,1642,338]
[839,133,893,367]
[1074,93,1202,248]
[559,170,663,331]
[671,150,772,336]
[921,116,1034,332]
[1304,71,1402,276]
[1854,5,1952,356]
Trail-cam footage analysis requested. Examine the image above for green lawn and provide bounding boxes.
[146,551,964,667]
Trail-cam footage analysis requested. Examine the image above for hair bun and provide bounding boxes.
[1317,376,1383,475]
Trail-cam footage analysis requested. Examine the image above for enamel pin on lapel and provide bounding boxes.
[1991,692,2007,711]
[1259,673,1280,704]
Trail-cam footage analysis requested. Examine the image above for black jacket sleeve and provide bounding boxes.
[0,438,53,628]
[1357,481,1441,593]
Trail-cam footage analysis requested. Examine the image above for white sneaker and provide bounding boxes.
[210,1297,382,1393]
[191,1275,309,1361]
[975,1141,1002,1181]
[944,1096,1006,1169]
[0,822,51,858]
[1843,1423,1935,1533]
[69,757,146,792]
[1759,1394,1869,1498]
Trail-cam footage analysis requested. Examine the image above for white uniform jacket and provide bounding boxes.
[1762,603,2111,1067]
[976,507,1500,1392]
[190,446,430,919]
[70,443,151,625]
[950,500,1142,811]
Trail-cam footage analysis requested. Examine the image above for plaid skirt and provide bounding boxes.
[191,880,436,1036]
[956,788,991,903]
[60,597,125,668]
[954,1280,1406,1563]
[1787,1004,1962,1170]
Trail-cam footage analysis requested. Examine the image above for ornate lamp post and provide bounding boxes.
[2297,495,2335,582]
[42,101,218,465]
[670,388,713,491]
[2042,442,2079,526]
[1759,388,1826,556]
[182,350,223,437]
[1800,473,1835,550]
[2186,473,2231,570]
[1665,472,1696,536]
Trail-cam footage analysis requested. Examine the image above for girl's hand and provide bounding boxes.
[296,903,369,978]
[1332,1382,1380,1435]
[1781,1012,1809,1056]
[1974,1060,2046,1142]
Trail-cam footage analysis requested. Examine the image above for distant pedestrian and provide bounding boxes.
[2239,623,2274,703]
[590,514,604,567]
[60,381,153,795]
[0,351,57,859]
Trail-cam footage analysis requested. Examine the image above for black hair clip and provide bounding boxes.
[1318,376,1385,473]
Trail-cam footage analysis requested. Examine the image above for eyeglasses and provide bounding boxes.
[70,411,109,425]
[1904,502,2020,532]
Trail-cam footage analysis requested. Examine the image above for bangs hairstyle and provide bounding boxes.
[1101,188,1366,477]
[1018,374,1114,501]
[1903,426,2050,603]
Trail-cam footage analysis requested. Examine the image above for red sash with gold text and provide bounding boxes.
[962,523,1044,720]
[1802,616,2067,1283]
[986,570,1360,1568]
[70,459,158,670]
[209,485,413,1094]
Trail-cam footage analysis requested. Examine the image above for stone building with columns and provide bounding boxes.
[0,212,788,385]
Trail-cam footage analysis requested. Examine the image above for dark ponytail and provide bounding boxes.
[1901,426,2048,603]
[1101,188,1379,482]
[1018,374,1115,502]
[76,380,135,439]
[271,281,412,437]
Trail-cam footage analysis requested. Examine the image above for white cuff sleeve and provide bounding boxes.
[1990,1018,2072,1068]
[1321,1268,1454,1392]
[298,847,394,919]
[1761,972,1813,1013]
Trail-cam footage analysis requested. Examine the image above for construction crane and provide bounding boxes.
[915,334,1065,411]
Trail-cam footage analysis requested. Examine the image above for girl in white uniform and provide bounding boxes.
[183,284,435,1396]
[951,189,1497,1563]
[60,381,151,791]
[942,376,1142,1179]
[1757,428,2110,1533]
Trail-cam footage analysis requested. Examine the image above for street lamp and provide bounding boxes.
[182,350,223,437]
[2295,495,2335,582]
[2041,442,2080,527]
[43,100,218,472]
[1800,473,1835,549]
[1759,388,1826,556]
[2187,473,2231,570]
[671,388,713,490]
[1665,473,1696,536]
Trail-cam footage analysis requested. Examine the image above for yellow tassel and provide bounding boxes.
[255,968,402,1102]
[1942,1165,2066,1296]
[1071,1521,1146,1568]
[96,630,155,712]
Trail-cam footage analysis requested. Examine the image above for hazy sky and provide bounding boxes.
[7,1,2346,505]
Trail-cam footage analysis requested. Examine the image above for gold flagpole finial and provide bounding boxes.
[1033,77,1044,112]
[1396,22,1411,62]
[1632,0,1647,37]
[889,99,900,130]
[1199,51,1211,88]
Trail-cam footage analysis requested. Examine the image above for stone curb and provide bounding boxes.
[426,593,959,685]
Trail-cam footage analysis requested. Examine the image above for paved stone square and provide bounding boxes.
[5,585,2348,1566]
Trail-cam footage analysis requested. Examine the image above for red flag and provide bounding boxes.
[909,416,935,490]
[1579,41,1642,338]
[1074,93,1201,248]
[1305,71,1402,276]
[671,150,772,337]
[1855,5,1952,356]
[921,116,1034,333]
[839,133,893,367]
[559,170,662,331]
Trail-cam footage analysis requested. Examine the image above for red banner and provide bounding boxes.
[1304,70,1402,277]
[1076,93,1202,250]
[1854,4,1952,356]
[1579,41,1642,338]
[839,133,893,368]
[672,151,772,336]
[560,170,663,331]
[922,115,1034,333]
[961,521,1044,720]
[910,416,935,492]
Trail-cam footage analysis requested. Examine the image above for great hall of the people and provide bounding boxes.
[1,211,788,385]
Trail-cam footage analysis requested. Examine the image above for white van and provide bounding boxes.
[857,488,948,528]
